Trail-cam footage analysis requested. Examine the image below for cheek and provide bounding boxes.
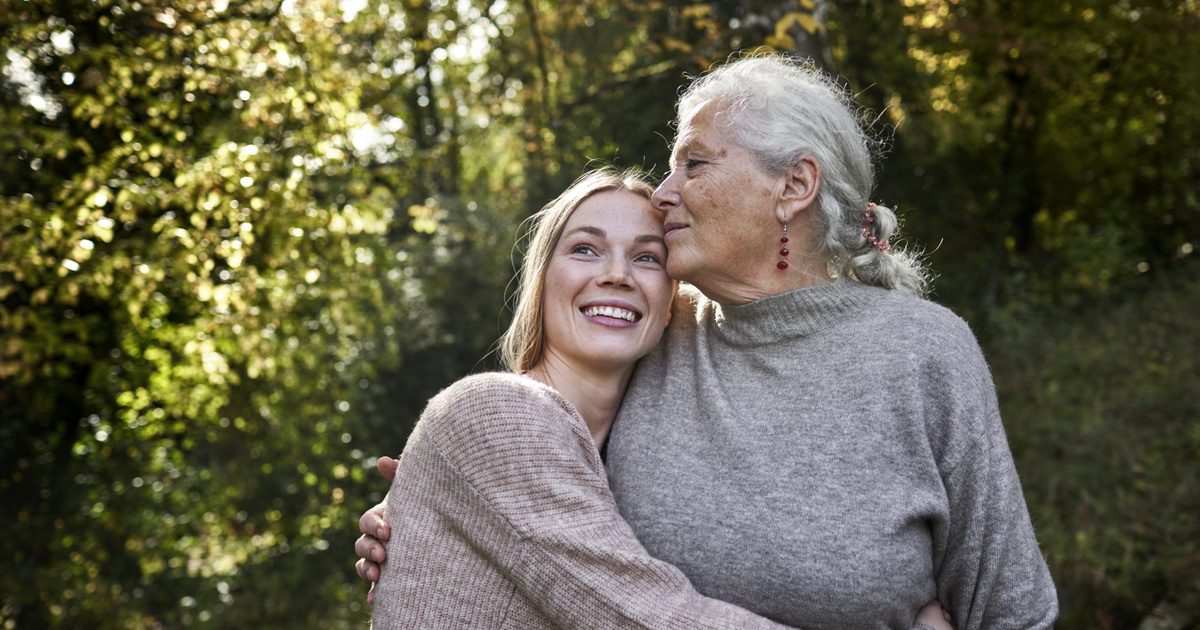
[542,268,577,323]
[642,275,675,318]
[685,179,718,217]
[686,179,746,237]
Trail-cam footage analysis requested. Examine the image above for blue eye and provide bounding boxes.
[636,253,663,265]
[571,244,597,256]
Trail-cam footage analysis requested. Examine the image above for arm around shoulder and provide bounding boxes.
[419,373,793,629]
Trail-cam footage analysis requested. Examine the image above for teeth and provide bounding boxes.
[583,305,638,322]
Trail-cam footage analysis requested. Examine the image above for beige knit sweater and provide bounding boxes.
[369,372,791,629]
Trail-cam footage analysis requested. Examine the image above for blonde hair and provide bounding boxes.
[499,168,655,373]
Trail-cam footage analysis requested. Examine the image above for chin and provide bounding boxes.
[581,346,650,371]
[665,258,699,283]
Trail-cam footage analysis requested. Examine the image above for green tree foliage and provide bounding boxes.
[0,0,513,626]
[1,0,1196,627]
[831,0,1200,317]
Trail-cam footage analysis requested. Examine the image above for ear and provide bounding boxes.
[776,155,821,224]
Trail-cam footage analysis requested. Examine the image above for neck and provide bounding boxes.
[688,212,833,305]
[697,254,832,305]
[525,353,633,449]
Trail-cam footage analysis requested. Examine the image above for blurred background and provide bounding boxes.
[1,0,1197,627]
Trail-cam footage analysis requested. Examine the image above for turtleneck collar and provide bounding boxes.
[709,277,882,346]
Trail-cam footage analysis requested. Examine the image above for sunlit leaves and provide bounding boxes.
[1,0,424,626]
[770,10,824,51]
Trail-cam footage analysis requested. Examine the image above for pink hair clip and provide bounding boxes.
[861,203,891,252]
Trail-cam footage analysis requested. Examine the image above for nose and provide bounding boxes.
[651,171,681,213]
[597,255,633,288]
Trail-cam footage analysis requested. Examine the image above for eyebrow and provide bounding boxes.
[564,226,665,247]
[671,138,717,164]
[565,226,606,239]
[670,140,691,163]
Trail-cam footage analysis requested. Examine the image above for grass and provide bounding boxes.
[986,264,1200,628]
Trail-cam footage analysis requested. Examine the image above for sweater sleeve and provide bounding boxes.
[924,323,1058,630]
[423,374,793,630]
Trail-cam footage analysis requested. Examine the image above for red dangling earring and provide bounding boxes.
[777,223,790,270]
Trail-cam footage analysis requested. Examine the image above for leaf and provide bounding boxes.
[775,11,824,40]
[795,14,822,34]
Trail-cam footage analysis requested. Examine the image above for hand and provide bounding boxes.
[912,599,954,630]
[354,456,399,604]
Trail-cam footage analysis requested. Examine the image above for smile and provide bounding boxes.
[581,305,641,323]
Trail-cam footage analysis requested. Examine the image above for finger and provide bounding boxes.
[356,535,387,565]
[354,535,373,561]
[355,558,379,582]
[359,503,388,537]
[377,455,399,480]
[367,581,376,605]
[914,602,941,624]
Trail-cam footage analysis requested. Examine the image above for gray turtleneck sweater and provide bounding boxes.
[607,279,1058,630]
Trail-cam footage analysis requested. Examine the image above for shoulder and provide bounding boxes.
[418,372,604,484]
[672,282,707,325]
[868,288,984,361]
[427,371,554,410]
[420,372,583,447]
[869,291,1003,448]
[852,288,997,423]
[425,372,574,424]
[874,288,972,334]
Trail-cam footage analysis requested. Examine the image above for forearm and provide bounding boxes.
[938,440,1058,628]
[510,523,792,629]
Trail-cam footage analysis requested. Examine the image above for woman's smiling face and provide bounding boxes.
[539,188,674,372]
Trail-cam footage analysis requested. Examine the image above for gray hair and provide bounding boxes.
[677,55,929,296]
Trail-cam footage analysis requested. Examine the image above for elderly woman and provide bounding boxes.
[360,56,1054,629]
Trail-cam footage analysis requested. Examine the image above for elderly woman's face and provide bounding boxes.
[653,103,783,291]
